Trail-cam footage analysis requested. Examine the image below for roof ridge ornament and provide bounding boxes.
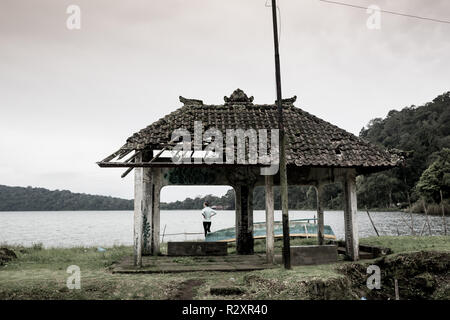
[224,88,254,105]
[179,96,203,106]
[276,96,297,105]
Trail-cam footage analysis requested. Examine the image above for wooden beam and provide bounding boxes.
[98,161,268,168]
[117,149,132,161]
[366,208,380,237]
[121,167,134,179]
[422,198,433,235]
[101,149,122,163]
[125,151,141,163]
[441,190,447,236]
[149,148,168,164]
[149,138,180,164]
[120,151,143,178]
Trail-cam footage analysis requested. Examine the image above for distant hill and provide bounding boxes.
[357,91,450,209]
[160,190,236,210]
[0,185,133,211]
[360,92,449,187]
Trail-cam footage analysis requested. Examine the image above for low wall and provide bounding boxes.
[287,245,338,266]
[167,241,228,256]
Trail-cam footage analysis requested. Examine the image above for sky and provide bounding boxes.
[0,0,449,202]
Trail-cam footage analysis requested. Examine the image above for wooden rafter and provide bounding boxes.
[118,138,179,178]
[101,149,122,163]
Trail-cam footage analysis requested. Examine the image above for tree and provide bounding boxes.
[416,148,450,203]
[359,91,450,208]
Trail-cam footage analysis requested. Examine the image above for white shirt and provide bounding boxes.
[201,207,217,222]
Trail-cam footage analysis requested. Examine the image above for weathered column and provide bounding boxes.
[316,184,325,245]
[133,153,146,266]
[141,168,161,256]
[343,171,359,261]
[151,168,162,256]
[265,175,275,263]
[235,184,254,255]
[141,168,153,256]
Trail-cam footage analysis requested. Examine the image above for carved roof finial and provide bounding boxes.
[179,96,203,106]
[224,88,254,105]
[275,96,297,105]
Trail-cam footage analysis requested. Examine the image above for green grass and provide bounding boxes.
[359,236,450,254]
[1,236,449,300]
[0,245,179,300]
[171,257,196,265]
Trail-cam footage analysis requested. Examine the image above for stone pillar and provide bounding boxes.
[151,168,162,256]
[141,167,153,256]
[343,171,359,261]
[235,184,254,255]
[133,153,145,266]
[316,184,325,245]
[265,175,275,263]
[141,167,161,256]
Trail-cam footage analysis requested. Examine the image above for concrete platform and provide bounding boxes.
[112,254,278,273]
[167,241,227,256]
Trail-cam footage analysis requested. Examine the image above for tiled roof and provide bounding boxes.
[120,89,403,168]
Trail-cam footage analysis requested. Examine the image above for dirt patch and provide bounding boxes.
[339,251,450,300]
[304,277,357,300]
[0,248,17,266]
[169,279,205,300]
[210,285,244,296]
[239,251,449,300]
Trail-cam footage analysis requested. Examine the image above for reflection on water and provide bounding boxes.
[0,210,448,248]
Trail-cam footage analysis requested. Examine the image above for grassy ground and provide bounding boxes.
[359,236,450,253]
[0,236,449,300]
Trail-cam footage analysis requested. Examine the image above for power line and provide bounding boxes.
[319,0,450,25]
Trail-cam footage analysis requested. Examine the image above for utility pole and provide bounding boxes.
[271,0,291,269]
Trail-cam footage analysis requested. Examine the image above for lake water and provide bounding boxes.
[0,210,448,248]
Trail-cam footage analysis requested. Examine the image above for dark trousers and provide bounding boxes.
[203,222,211,237]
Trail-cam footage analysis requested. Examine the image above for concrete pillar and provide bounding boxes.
[265,175,275,263]
[151,168,162,256]
[141,168,161,256]
[141,168,153,256]
[235,184,254,255]
[133,154,144,266]
[343,171,359,261]
[316,184,325,246]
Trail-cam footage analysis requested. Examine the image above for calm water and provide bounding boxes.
[0,210,448,248]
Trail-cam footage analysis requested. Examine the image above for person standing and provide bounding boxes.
[201,202,217,237]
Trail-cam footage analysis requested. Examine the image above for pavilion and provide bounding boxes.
[97,89,403,266]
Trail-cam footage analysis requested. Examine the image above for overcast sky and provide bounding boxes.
[1,0,449,202]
